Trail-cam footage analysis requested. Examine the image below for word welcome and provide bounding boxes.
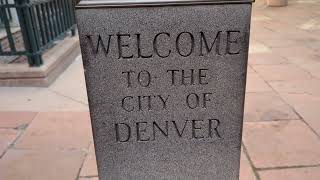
[85,31,242,59]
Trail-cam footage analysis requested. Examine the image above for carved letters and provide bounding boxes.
[115,119,221,142]
[85,31,242,58]
[85,31,242,143]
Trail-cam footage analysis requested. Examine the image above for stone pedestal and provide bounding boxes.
[76,0,253,179]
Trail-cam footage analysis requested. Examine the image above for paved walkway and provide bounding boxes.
[1,0,320,179]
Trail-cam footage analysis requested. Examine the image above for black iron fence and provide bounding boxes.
[0,0,13,26]
[0,0,76,67]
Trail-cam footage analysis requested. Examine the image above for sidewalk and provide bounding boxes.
[1,0,320,179]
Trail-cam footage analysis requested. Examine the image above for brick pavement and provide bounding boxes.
[0,0,320,179]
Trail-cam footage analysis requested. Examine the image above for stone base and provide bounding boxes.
[0,36,80,87]
[267,0,288,7]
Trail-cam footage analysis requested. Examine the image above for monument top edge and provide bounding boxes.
[76,0,254,8]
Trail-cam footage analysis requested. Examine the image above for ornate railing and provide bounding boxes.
[0,0,76,67]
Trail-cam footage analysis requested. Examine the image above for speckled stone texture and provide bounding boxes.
[76,3,252,180]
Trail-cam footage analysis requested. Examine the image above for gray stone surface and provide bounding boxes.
[77,0,253,7]
[76,2,252,180]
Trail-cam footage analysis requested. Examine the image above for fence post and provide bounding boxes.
[14,0,43,67]
[70,0,76,36]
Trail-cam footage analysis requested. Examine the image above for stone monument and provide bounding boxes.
[76,0,253,179]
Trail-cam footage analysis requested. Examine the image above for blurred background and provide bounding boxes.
[0,0,319,179]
